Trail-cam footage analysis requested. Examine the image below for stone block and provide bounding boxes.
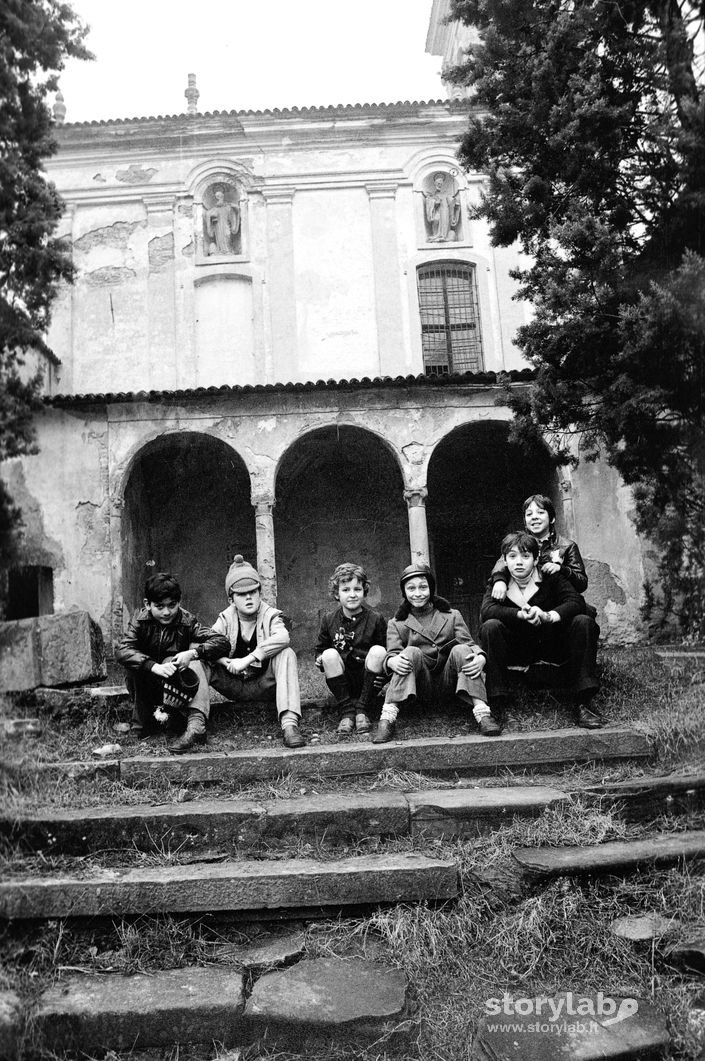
[472,992,669,1060]
[0,620,41,692]
[37,611,106,686]
[35,967,245,1053]
[0,852,458,919]
[0,612,105,693]
[220,930,305,969]
[121,726,652,787]
[2,791,409,856]
[408,785,567,840]
[0,990,21,1061]
[245,956,407,1031]
[513,830,705,878]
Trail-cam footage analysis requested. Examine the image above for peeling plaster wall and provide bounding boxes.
[1,407,113,634]
[1,384,647,651]
[571,461,645,643]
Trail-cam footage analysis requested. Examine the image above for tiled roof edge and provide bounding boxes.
[56,99,467,129]
[43,370,535,407]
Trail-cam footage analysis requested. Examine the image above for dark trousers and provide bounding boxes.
[125,660,211,729]
[479,614,600,701]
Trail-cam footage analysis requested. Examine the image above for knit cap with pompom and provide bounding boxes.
[225,555,261,596]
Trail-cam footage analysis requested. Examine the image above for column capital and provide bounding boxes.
[404,487,428,508]
[251,492,276,511]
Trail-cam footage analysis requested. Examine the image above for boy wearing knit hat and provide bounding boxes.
[205,555,306,749]
[375,561,500,743]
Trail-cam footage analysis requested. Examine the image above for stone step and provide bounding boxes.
[581,772,705,822]
[2,785,567,854]
[0,852,458,920]
[34,967,246,1054]
[120,725,651,786]
[24,956,410,1056]
[512,829,705,879]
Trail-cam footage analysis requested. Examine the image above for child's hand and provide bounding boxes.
[491,581,508,600]
[523,606,544,626]
[314,654,324,671]
[172,649,196,668]
[153,661,177,678]
[461,652,485,678]
[541,561,561,576]
[388,653,412,675]
[226,658,251,675]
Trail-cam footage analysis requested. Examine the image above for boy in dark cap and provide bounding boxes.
[116,571,230,752]
[206,555,306,749]
[374,561,499,743]
[315,561,387,736]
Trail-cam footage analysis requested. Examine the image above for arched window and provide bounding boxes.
[417,262,484,375]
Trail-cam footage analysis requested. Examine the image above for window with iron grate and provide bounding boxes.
[417,262,484,375]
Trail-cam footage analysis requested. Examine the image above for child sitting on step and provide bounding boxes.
[207,555,306,751]
[116,572,229,747]
[315,562,388,736]
[374,562,499,743]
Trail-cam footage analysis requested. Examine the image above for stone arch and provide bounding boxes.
[121,432,255,624]
[426,421,558,633]
[274,425,409,652]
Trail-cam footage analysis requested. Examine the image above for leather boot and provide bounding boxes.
[326,674,356,734]
[167,710,207,755]
[372,718,395,744]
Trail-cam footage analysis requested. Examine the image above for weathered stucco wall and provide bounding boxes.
[2,384,647,653]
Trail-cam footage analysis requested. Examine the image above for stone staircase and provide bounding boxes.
[2,691,705,1060]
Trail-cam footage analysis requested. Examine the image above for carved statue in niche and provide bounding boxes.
[203,184,241,256]
[422,171,461,243]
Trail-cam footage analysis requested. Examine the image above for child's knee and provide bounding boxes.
[320,648,344,673]
[365,645,387,671]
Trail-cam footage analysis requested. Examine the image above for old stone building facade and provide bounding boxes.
[2,77,645,653]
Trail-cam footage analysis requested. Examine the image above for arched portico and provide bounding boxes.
[274,426,409,652]
[121,432,254,625]
[427,421,557,633]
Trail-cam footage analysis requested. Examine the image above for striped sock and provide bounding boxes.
[380,704,399,724]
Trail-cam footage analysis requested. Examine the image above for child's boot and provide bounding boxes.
[167,708,207,755]
[327,674,356,735]
[355,668,379,733]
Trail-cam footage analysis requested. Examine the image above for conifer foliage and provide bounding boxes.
[0,1,89,552]
[449,0,705,635]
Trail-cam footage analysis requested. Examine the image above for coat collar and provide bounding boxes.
[506,569,541,608]
[404,607,450,642]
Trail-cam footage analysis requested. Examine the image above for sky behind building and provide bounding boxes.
[58,0,445,123]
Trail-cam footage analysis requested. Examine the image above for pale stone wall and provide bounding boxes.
[43,104,527,396]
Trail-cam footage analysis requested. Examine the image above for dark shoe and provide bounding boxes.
[167,729,206,754]
[337,714,355,736]
[372,719,395,744]
[478,714,502,737]
[575,704,603,729]
[355,711,372,734]
[283,725,306,748]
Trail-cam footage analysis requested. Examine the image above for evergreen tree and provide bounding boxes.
[448,0,705,635]
[0,1,89,558]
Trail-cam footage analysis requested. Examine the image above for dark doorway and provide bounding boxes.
[427,421,557,634]
[5,565,54,620]
[275,426,409,653]
[121,433,254,626]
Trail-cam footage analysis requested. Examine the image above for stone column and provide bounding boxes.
[253,495,278,605]
[366,183,405,373]
[404,488,430,565]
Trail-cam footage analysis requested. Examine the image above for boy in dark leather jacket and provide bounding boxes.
[489,494,588,598]
[480,532,601,728]
[116,572,229,749]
